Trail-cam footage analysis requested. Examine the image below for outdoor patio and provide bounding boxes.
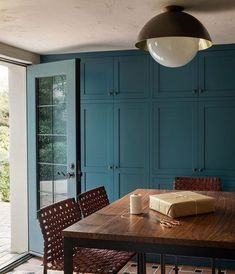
[0,201,19,268]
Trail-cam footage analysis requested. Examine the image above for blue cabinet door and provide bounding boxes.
[113,102,150,198]
[151,175,174,190]
[81,57,113,100]
[198,50,235,97]
[152,101,198,176]
[81,103,114,200]
[198,100,235,177]
[114,55,150,99]
[27,59,78,254]
[153,59,197,98]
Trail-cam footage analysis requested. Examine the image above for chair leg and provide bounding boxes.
[137,253,146,274]
[217,259,222,274]
[174,255,179,274]
[160,254,165,274]
[43,266,47,274]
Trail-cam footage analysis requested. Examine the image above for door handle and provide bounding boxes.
[57,171,75,179]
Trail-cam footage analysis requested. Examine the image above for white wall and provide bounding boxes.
[6,62,28,253]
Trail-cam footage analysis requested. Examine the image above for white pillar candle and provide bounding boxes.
[130,194,142,214]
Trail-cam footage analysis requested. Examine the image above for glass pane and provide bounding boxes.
[38,107,52,134]
[38,77,53,105]
[53,165,68,205]
[38,136,53,163]
[53,105,67,134]
[53,75,66,105]
[39,164,53,181]
[39,166,53,208]
[53,136,67,165]
[36,74,68,209]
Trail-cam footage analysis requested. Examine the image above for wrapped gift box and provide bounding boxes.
[149,191,215,218]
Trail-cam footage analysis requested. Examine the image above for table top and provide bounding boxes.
[63,189,235,250]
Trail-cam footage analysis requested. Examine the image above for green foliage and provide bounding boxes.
[0,162,10,202]
[0,83,10,201]
[0,91,9,127]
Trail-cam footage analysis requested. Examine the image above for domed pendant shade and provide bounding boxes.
[135,6,212,67]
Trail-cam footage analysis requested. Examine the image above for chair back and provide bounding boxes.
[78,186,109,217]
[38,198,81,270]
[174,177,221,191]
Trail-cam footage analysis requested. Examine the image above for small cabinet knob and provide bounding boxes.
[108,91,113,96]
[108,165,113,169]
[114,166,119,169]
[114,91,119,96]
[193,89,198,94]
[198,168,203,172]
[193,168,198,172]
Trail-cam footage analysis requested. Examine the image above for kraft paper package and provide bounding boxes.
[149,191,215,218]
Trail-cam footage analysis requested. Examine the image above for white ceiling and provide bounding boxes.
[0,0,234,55]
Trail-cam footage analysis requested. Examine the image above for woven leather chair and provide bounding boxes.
[78,186,109,217]
[174,176,221,191]
[38,198,135,274]
[78,186,146,274]
[173,176,221,274]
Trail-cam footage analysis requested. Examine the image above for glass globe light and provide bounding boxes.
[147,37,199,67]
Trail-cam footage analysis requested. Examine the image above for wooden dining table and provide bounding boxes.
[63,189,235,274]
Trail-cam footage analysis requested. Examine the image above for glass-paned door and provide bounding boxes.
[27,59,80,254]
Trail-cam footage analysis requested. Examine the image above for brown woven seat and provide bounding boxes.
[174,176,221,191]
[38,198,134,274]
[78,186,109,217]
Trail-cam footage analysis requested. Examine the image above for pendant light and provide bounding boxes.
[135,6,212,68]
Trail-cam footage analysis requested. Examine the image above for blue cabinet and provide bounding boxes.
[81,54,150,100]
[113,103,149,198]
[152,101,198,176]
[81,103,114,200]
[198,100,235,177]
[152,99,235,191]
[80,48,235,195]
[114,55,150,99]
[153,59,197,98]
[81,57,113,100]
[81,102,150,200]
[198,50,235,97]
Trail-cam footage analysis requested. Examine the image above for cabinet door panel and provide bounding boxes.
[199,101,235,176]
[114,102,149,198]
[152,101,197,175]
[199,50,235,96]
[81,103,114,197]
[151,176,174,190]
[81,58,113,99]
[114,55,149,99]
[116,173,149,198]
[82,172,114,201]
[153,59,197,98]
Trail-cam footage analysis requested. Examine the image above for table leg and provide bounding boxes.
[137,253,146,274]
[211,258,215,274]
[64,237,73,274]
[160,254,165,274]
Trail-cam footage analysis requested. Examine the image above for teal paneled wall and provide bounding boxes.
[41,44,235,198]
